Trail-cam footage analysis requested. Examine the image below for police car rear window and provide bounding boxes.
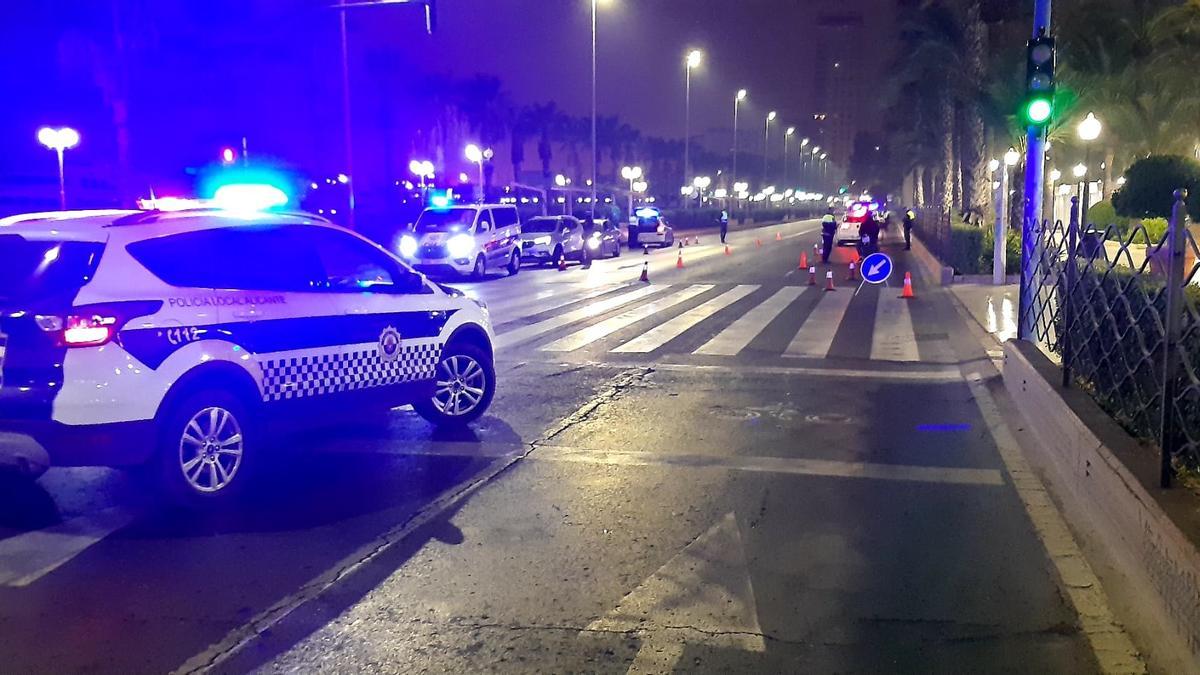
[0,234,104,305]
[127,226,325,292]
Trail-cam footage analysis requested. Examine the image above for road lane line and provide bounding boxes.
[0,507,136,587]
[966,373,1145,674]
[495,284,663,350]
[612,285,759,353]
[784,287,853,358]
[540,284,713,352]
[871,292,920,362]
[693,287,805,356]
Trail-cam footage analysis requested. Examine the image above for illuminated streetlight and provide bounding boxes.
[683,48,704,205]
[733,89,748,185]
[988,158,1000,172]
[1077,112,1102,211]
[1004,147,1020,166]
[409,159,435,196]
[465,144,492,202]
[37,126,80,210]
[621,165,643,217]
[1073,163,1088,178]
[764,111,777,181]
[1050,169,1062,182]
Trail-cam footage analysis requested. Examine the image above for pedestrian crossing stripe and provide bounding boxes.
[693,287,805,356]
[541,285,713,352]
[613,285,759,354]
[871,293,920,362]
[784,288,853,358]
[495,284,662,350]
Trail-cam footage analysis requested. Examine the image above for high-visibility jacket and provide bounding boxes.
[821,215,837,234]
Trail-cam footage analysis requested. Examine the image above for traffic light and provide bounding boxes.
[1022,34,1056,127]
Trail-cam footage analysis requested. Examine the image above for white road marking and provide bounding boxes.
[487,283,624,322]
[495,284,663,350]
[563,360,965,382]
[612,285,759,353]
[0,507,136,587]
[586,512,764,673]
[784,287,853,358]
[966,373,1146,674]
[693,286,805,356]
[540,285,713,352]
[871,292,920,362]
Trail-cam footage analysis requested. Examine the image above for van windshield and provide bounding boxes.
[0,235,105,306]
[415,208,475,233]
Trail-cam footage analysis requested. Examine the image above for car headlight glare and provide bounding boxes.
[533,235,552,245]
[656,225,666,234]
[447,233,475,258]
[399,235,418,258]
[587,237,600,250]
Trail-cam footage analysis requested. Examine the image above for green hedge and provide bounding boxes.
[947,222,984,274]
[980,223,1022,275]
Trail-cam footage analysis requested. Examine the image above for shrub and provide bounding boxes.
[1112,155,1200,220]
[1086,200,1129,231]
[948,222,984,274]
[1141,217,1169,243]
[980,223,1022,275]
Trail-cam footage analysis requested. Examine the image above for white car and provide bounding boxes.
[519,215,586,266]
[0,207,496,506]
[398,204,522,279]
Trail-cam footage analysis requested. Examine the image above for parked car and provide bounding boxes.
[519,216,586,266]
[398,204,522,278]
[628,207,675,248]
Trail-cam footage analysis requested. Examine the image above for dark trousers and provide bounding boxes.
[904,225,912,249]
[820,232,833,262]
[720,223,728,243]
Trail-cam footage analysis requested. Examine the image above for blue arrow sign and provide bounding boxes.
[860,252,893,285]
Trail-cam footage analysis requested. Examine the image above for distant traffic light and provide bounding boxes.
[1022,34,1056,127]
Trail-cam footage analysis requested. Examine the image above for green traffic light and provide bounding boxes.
[1025,98,1053,125]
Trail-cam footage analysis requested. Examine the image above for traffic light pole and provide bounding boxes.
[1019,0,1052,341]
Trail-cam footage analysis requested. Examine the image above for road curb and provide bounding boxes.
[1002,340,1200,672]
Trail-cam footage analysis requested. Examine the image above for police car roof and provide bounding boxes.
[0,208,330,242]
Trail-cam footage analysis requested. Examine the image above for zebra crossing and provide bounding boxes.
[492,281,933,363]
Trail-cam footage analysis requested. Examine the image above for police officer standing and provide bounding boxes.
[859,212,882,257]
[903,208,916,250]
[820,208,837,263]
[719,209,730,244]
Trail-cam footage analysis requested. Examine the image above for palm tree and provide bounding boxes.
[522,102,559,184]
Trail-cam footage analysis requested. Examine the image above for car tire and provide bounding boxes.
[414,341,495,427]
[154,389,255,508]
[612,241,621,258]
[471,254,486,280]
[507,250,520,276]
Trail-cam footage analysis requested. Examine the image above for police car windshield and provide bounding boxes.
[522,218,560,233]
[0,235,104,306]
[415,208,475,233]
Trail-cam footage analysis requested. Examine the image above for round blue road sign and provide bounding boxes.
[860,252,893,285]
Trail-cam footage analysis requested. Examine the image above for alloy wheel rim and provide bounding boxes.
[432,355,487,416]
[178,406,244,493]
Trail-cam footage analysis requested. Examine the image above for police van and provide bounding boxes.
[0,207,496,506]
[398,203,522,279]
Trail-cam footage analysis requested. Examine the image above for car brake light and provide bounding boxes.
[60,301,163,348]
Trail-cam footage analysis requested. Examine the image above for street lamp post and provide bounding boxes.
[621,165,643,221]
[763,111,776,183]
[37,126,80,210]
[555,174,572,215]
[997,146,1021,285]
[989,158,1002,230]
[1077,111,1102,222]
[466,144,492,203]
[733,89,747,187]
[692,175,711,206]
[819,152,828,188]
[1073,162,1088,211]
[683,49,703,207]
[783,127,795,183]
[1049,168,1062,222]
[408,159,434,200]
[799,138,810,184]
[591,0,600,222]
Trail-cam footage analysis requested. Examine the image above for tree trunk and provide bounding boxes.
[938,89,955,213]
[1103,148,1115,200]
[962,0,991,219]
[914,166,926,206]
[953,104,964,212]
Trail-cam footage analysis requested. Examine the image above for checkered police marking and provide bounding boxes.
[260,342,441,402]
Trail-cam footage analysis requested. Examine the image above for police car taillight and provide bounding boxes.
[61,301,163,348]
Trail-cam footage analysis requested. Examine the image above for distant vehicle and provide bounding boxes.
[0,206,496,506]
[587,219,622,258]
[399,204,522,279]
[628,207,675,249]
[838,200,878,247]
[519,216,586,266]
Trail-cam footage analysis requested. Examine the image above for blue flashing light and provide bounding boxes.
[635,207,660,218]
[429,190,452,209]
[212,184,289,211]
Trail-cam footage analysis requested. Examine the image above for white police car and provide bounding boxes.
[398,204,522,279]
[0,207,496,506]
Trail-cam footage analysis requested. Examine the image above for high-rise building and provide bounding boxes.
[808,11,869,167]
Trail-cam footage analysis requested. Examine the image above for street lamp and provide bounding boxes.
[37,126,80,210]
[799,137,810,182]
[1049,168,1062,222]
[408,159,435,193]
[733,89,747,186]
[763,111,776,182]
[621,165,643,219]
[783,126,795,182]
[555,173,572,214]
[1077,111,1102,216]
[465,144,492,203]
[683,49,703,206]
[693,175,711,205]
[991,147,1021,284]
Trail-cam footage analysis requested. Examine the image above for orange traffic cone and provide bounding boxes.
[900,272,915,299]
[756,238,762,248]
[678,240,684,250]
[846,261,857,281]
[683,236,689,247]
[799,251,808,269]
[776,231,783,241]
[676,251,685,269]
[558,255,568,272]
[825,270,836,291]
[808,266,817,286]
[639,261,650,283]
[643,245,650,255]
[724,244,732,256]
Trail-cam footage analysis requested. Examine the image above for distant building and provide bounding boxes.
[808,11,869,167]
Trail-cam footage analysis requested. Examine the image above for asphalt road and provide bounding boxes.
[0,218,1110,673]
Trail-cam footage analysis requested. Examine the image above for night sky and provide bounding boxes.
[0,0,896,211]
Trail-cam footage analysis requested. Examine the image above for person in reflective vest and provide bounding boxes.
[720,209,730,244]
[820,209,837,263]
[903,209,916,250]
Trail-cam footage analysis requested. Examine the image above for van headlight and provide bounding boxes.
[399,235,418,258]
[446,233,475,258]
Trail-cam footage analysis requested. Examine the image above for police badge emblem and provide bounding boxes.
[379,326,402,362]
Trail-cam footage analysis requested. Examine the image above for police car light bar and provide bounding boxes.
[212,184,289,211]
